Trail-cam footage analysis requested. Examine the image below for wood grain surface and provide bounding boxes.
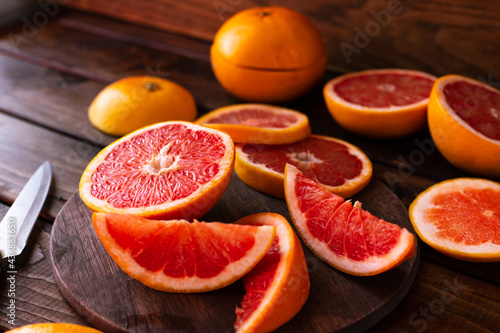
[64,0,500,80]
[50,176,419,333]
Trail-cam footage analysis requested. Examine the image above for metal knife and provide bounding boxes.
[0,161,52,263]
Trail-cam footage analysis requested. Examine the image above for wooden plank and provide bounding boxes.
[63,0,500,79]
[0,54,115,146]
[370,260,500,332]
[0,112,101,219]
[0,204,90,330]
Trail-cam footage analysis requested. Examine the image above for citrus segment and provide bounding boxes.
[324,69,436,138]
[428,75,500,178]
[234,213,309,333]
[88,76,197,136]
[92,212,276,292]
[211,6,327,103]
[409,178,500,262]
[196,104,310,144]
[284,164,415,276]
[5,323,103,332]
[235,135,372,198]
[80,121,234,220]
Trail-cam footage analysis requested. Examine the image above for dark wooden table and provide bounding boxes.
[0,8,499,333]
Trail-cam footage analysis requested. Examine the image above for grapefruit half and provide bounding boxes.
[80,121,234,220]
[284,164,415,276]
[324,69,436,138]
[428,74,500,179]
[92,212,276,292]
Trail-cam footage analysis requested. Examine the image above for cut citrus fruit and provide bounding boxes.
[234,213,309,333]
[211,6,327,103]
[79,121,234,220]
[5,323,103,333]
[92,212,276,292]
[284,164,415,276]
[409,178,500,262]
[235,134,372,198]
[88,76,197,136]
[324,69,436,138]
[195,104,311,144]
[428,74,500,179]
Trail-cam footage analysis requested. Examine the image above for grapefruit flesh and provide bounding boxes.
[284,164,415,276]
[80,121,234,220]
[235,135,372,198]
[234,213,309,333]
[410,178,500,262]
[443,81,500,141]
[333,72,435,108]
[323,69,436,138]
[93,213,276,292]
[195,104,310,144]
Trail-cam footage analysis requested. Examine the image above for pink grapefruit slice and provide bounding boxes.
[284,164,415,276]
[235,134,372,198]
[195,103,311,144]
[409,178,500,262]
[234,213,309,333]
[79,121,234,220]
[92,212,276,292]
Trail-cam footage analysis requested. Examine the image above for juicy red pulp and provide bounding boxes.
[235,236,280,328]
[106,215,257,278]
[444,81,500,141]
[242,136,363,187]
[296,173,401,261]
[334,73,435,108]
[91,124,226,208]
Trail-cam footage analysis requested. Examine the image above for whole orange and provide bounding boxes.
[89,76,197,136]
[211,6,327,103]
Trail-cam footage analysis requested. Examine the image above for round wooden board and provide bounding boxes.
[50,174,420,333]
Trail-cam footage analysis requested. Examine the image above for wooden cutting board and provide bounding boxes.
[50,174,420,333]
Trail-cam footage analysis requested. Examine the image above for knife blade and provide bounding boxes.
[0,161,52,260]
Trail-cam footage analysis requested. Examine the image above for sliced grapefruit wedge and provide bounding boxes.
[324,69,436,138]
[234,213,309,333]
[284,164,415,276]
[195,104,311,144]
[428,75,500,179]
[409,178,500,262]
[80,121,234,220]
[235,134,372,198]
[92,212,276,292]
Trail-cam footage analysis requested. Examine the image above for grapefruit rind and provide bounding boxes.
[428,75,500,179]
[284,164,415,276]
[234,213,309,333]
[79,121,234,220]
[235,134,372,199]
[93,213,277,293]
[324,69,436,138]
[195,104,311,144]
[409,178,500,262]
